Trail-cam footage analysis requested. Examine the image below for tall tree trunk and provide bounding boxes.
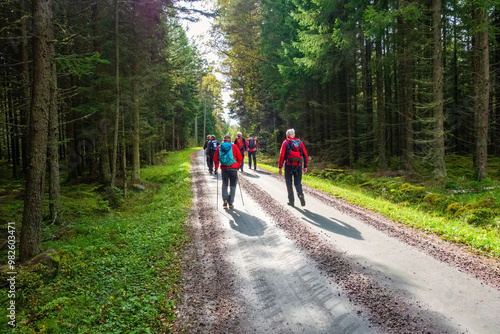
[432,0,446,179]
[122,110,127,198]
[346,63,354,167]
[21,0,31,175]
[365,36,374,157]
[376,39,386,171]
[111,0,120,187]
[397,2,414,172]
[472,0,490,180]
[7,93,18,178]
[132,66,140,181]
[48,49,60,223]
[99,119,112,184]
[20,0,53,262]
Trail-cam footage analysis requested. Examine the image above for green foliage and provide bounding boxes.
[56,52,110,79]
[0,150,195,332]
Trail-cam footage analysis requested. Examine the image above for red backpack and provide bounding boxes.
[285,139,304,165]
[236,137,245,150]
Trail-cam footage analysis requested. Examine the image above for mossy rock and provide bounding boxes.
[399,183,425,193]
[446,202,462,214]
[423,193,442,205]
[454,197,498,218]
[28,249,60,284]
[309,168,321,176]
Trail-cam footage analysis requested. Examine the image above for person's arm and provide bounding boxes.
[233,145,243,166]
[278,141,286,175]
[301,142,308,172]
[214,147,220,169]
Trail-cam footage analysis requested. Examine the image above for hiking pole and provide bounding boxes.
[216,170,219,209]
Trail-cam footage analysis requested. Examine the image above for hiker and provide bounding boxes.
[278,129,308,207]
[234,132,246,172]
[246,133,258,170]
[214,135,243,209]
[207,135,219,174]
[203,134,211,169]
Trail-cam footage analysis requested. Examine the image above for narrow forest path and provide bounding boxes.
[172,150,500,334]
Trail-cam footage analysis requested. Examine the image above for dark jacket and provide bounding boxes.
[246,137,257,152]
[234,136,246,151]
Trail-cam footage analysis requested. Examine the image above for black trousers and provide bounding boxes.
[284,164,303,204]
[248,151,256,168]
[239,150,245,171]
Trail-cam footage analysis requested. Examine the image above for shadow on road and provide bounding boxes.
[294,207,363,240]
[240,171,260,179]
[226,208,267,237]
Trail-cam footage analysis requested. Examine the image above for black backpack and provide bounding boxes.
[248,138,256,150]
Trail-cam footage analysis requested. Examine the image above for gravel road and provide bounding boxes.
[172,150,500,333]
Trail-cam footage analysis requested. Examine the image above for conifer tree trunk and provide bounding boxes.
[20,0,53,262]
[376,40,386,171]
[99,119,112,184]
[48,52,60,223]
[21,0,31,175]
[432,0,446,179]
[132,67,140,181]
[472,0,490,180]
[111,0,120,187]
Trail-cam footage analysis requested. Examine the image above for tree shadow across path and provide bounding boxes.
[293,207,363,240]
[226,208,267,237]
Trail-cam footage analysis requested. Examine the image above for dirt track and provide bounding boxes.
[172,150,500,333]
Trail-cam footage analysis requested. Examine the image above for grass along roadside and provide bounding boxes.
[0,149,195,333]
[257,162,500,258]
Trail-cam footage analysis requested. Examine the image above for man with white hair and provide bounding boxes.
[234,131,247,172]
[278,129,308,207]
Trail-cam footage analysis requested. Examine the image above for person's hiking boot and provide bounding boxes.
[298,194,306,207]
[229,204,234,209]
[223,200,228,208]
[287,202,294,207]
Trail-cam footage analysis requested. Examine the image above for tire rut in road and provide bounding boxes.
[172,151,243,333]
[226,216,373,333]
[239,176,459,334]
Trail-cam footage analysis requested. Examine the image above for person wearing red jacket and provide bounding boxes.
[246,134,258,170]
[214,135,243,208]
[234,132,247,172]
[278,129,308,207]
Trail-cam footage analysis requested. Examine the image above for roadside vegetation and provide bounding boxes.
[0,149,195,333]
[258,153,500,258]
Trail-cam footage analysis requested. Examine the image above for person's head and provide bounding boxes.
[286,129,295,138]
[224,135,231,142]
[207,135,210,140]
[211,135,216,140]
[237,132,242,137]
[249,133,253,138]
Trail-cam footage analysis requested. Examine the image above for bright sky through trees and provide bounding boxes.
[180,0,236,126]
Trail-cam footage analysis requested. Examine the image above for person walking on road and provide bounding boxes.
[214,135,243,209]
[207,135,219,174]
[278,129,308,207]
[246,134,258,170]
[234,132,246,173]
[203,134,211,169]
